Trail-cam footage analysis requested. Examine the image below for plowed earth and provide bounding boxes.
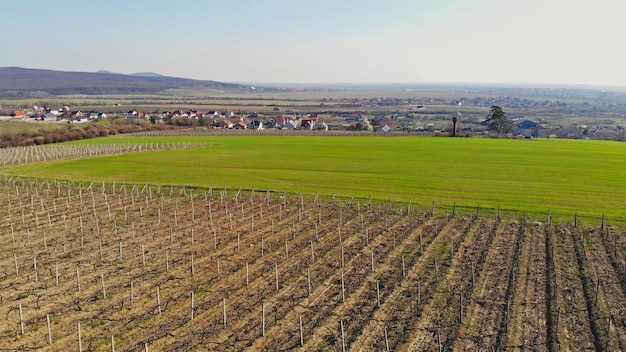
[0,179,624,351]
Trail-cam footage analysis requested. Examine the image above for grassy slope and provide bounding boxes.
[0,120,64,134]
[3,136,626,220]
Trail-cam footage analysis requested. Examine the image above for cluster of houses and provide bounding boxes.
[8,106,107,123]
[151,109,329,131]
[496,118,624,139]
[3,106,624,139]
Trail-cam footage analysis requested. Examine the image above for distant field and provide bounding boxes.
[3,136,626,221]
[0,119,64,133]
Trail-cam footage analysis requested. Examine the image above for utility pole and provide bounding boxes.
[451,115,458,137]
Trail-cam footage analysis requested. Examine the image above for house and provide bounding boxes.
[249,120,264,130]
[69,116,90,123]
[11,110,26,118]
[273,116,289,128]
[218,119,234,129]
[44,106,63,115]
[315,122,328,131]
[300,119,315,130]
[187,110,203,119]
[283,120,298,130]
[233,121,247,129]
[72,111,85,118]
[126,111,144,119]
[590,127,620,140]
[551,126,583,139]
[515,119,546,138]
[379,119,393,128]
[43,112,57,121]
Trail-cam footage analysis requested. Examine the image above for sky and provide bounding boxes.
[2,0,625,86]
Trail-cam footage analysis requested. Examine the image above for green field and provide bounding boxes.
[0,120,64,134]
[3,135,626,221]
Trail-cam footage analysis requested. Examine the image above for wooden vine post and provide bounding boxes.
[77,322,83,352]
[47,313,52,344]
[19,303,24,335]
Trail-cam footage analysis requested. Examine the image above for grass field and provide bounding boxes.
[3,135,626,221]
[0,120,64,133]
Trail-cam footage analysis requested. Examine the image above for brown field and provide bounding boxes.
[0,178,624,351]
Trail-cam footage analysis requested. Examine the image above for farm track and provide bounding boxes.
[246,209,427,351]
[506,221,550,350]
[346,214,475,351]
[552,223,597,351]
[599,227,626,299]
[579,226,626,350]
[97,196,312,350]
[106,198,369,350]
[0,178,625,351]
[298,215,442,351]
[164,204,394,350]
[396,216,494,351]
[452,219,523,351]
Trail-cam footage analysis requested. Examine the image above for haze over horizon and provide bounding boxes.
[2,0,624,87]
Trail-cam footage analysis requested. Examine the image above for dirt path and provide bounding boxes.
[505,221,550,350]
[552,224,597,351]
[300,216,441,351]
[347,215,478,351]
[452,220,522,350]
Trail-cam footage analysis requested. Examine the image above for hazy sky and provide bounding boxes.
[2,0,625,85]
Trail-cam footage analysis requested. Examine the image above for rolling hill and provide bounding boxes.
[0,67,252,97]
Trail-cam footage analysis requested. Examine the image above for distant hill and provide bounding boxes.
[0,67,251,97]
[95,70,164,77]
[130,72,164,77]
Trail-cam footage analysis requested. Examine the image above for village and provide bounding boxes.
[1,97,625,140]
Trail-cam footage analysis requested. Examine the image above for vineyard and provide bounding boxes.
[0,144,204,167]
[0,177,624,351]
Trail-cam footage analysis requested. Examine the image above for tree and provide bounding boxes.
[484,105,514,134]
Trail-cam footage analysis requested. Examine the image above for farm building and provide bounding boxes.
[515,119,546,138]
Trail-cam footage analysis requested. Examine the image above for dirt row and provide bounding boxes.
[452,219,523,351]
[505,221,550,350]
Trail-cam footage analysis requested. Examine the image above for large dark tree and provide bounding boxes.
[485,105,514,134]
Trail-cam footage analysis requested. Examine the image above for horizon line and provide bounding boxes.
[3,66,626,90]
